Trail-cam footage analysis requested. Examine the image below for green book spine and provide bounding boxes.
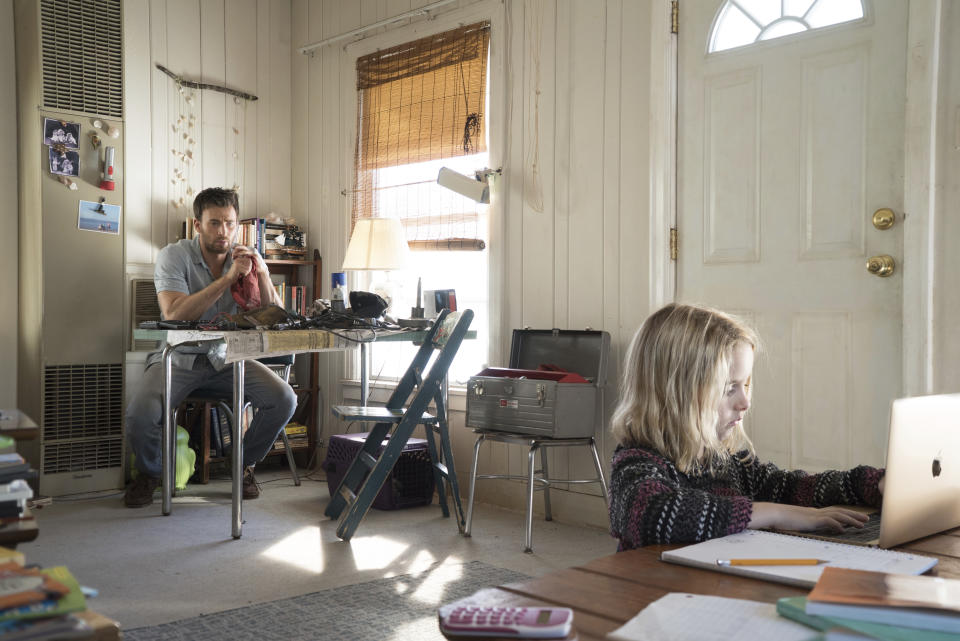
[777,597,958,641]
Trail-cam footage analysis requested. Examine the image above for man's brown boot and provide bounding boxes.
[242,466,260,499]
[124,475,160,508]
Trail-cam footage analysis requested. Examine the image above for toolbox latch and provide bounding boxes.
[537,383,545,406]
[473,381,484,397]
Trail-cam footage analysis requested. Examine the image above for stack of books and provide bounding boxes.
[0,480,32,523]
[275,422,308,451]
[0,551,92,639]
[778,566,960,640]
[0,451,37,531]
[264,222,306,260]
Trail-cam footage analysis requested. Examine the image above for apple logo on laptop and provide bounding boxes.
[932,457,942,478]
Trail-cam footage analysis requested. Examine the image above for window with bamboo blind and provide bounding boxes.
[352,20,490,251]
[350,20,492,384]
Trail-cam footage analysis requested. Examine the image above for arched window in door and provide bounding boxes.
[709,0,865,53]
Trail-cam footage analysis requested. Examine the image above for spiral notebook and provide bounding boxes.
[660,530,938,588]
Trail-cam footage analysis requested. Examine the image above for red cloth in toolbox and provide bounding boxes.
[474,367,589,384]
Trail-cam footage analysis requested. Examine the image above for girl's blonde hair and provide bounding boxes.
[610,303,759,473]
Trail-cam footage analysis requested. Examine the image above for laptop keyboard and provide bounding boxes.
[808,512,881,543]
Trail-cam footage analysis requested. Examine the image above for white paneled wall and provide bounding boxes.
[123,0,292,267]
[293,0,657,529]
[122,0,293,401]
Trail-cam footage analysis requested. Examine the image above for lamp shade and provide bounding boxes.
[342,217,411,271]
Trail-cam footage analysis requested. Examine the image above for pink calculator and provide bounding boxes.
[438,604,573,638]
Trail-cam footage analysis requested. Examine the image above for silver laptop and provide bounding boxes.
[782,393,960,548]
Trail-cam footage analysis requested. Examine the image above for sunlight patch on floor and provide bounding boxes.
[388,615,439,640]
[409,557,465,605]
[407,548,440,574]
[349,535,410,570]
[261,526,324,573]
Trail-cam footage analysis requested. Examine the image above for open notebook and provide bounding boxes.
[780,393,960,548]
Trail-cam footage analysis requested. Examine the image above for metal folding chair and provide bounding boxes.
[325,309,474,541]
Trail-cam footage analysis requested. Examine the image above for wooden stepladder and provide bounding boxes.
[325,309,474,541]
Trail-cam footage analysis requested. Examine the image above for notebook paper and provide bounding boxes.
[607,593,817,641]
[660,530,937,588]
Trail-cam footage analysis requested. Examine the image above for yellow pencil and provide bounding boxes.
[716,558,827,566]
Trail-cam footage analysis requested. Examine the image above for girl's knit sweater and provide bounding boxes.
[609,444,883,550]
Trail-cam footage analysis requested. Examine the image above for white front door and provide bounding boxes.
[677,0,906,470]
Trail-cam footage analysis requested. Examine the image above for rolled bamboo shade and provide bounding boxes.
[351,21,490,251]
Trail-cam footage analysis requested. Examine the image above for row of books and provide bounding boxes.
[179,216,308,262]
[238,218,307,260]
[207,406,233,460]
[202,408,307,459]
[271,284,308,315]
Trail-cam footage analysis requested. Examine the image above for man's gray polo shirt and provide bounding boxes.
[147,237,239,369]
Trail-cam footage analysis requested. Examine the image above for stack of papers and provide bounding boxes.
[608,593,817,641]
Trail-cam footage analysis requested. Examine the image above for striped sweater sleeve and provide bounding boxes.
[608,447,753,549]
[736,455,884,508]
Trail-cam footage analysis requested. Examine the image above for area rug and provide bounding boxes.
[124,560,529,641]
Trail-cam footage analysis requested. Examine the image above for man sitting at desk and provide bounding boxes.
[124,187,297,508]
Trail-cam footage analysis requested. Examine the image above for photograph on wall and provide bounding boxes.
[49,148,80,177]
[78,199,121,235]
[43,118,80,148]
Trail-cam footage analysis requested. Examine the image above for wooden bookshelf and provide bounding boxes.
[264,250,322,467]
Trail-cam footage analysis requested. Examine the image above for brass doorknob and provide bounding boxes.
[872,208,896,230]
[866,254,895,277]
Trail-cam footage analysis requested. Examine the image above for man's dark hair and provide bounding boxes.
[193,187,240,220]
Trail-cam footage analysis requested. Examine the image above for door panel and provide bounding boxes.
[678,0,905,470]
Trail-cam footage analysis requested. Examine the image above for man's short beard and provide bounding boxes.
[203,237,232,254]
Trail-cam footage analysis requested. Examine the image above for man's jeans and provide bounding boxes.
[126,357,297,478]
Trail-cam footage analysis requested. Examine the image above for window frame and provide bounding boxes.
[705,0,873,56]
[339,0,506,389]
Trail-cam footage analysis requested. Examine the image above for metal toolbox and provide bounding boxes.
[465,329,610,438]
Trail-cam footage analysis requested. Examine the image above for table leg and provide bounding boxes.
[161,346,174,516]
[464,432,485,536]
[232,360,244,539]
[360,342,369,407]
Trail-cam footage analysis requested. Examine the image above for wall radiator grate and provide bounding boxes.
[42,364,123,473]
[40,0,123,118]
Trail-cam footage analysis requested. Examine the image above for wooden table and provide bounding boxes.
[454,528,960,641]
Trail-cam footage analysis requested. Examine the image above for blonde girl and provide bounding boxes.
[608,303,883,549]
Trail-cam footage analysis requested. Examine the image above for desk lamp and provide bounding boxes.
[341,217,411,310]
[342,217,411,406]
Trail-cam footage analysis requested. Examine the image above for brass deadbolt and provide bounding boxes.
[866,254,896,277]
[872,208,896,230]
